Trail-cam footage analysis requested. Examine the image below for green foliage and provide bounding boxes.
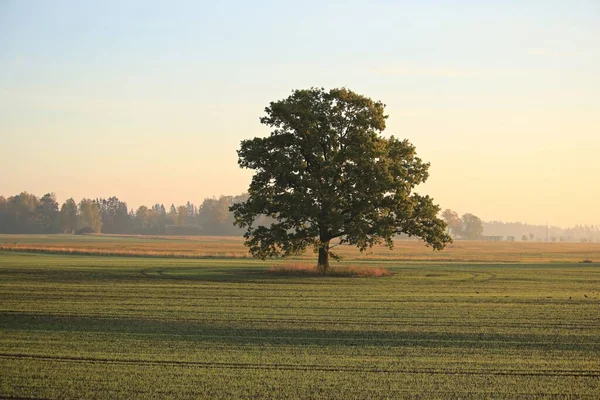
[232,87,451,268]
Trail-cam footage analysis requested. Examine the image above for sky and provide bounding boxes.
[1,0,599,227]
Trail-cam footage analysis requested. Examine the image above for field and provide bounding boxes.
[1,235,600,398]
[1,234,600,262]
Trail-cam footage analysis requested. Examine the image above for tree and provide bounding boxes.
[198,196,238,235]
[96,197,130,233]
[185,201,197,225]
[38,193,59,233]
[78,199,102,233]
[0,196,8,233]
[231,87,451,272]
[60,198,78,233]
[441,209,461,237]
[168,204,178,225]
[7,192,40,233]
[135,205,150,231]
[176,205,187,226]
[460,213,483,240]
[149,204,167,234]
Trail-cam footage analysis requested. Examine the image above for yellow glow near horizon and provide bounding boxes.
[1,2,599,227]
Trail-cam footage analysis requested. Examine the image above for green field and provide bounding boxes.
[1,237,600,398]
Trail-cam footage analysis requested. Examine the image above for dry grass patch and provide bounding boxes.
[268,263,392,277]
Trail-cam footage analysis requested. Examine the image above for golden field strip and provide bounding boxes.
[1,234,599,262]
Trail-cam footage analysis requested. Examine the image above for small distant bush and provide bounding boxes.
[580,259,593,263]
[268,263,391,277]
[74,227,96,235]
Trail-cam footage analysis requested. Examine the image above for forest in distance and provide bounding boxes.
[1,191,599,243]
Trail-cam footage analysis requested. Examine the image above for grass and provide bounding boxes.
[1,249,599,398]
[1,233,600,262]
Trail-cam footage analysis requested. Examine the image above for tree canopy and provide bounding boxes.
[441,209,484,240]
[231,87,452,272]
[442,209,461,237]
[460,213,484,240]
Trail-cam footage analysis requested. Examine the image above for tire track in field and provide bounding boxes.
[457,271,497,282]
[140,268,501,283]
[2,353,599,377]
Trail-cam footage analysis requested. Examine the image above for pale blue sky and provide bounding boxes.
[1,1,599,226]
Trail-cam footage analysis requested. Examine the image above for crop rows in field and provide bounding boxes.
[1,253,599,398]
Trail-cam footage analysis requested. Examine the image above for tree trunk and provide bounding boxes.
[317,245,329,274]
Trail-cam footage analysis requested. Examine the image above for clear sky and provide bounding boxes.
[1,0,599,227]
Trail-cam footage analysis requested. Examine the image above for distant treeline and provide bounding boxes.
[483,221,600,243]
[1,192,598,242]
[438,209,599,243]
[0,192,269,236]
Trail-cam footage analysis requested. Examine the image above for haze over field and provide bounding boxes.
[1,1,599,226]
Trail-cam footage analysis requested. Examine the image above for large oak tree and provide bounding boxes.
[231,88,451,272]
